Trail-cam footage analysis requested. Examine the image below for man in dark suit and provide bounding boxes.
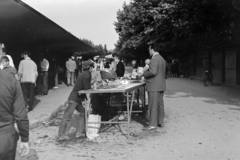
[0,70,30,159]
[142,44,166,131]
[113,53,125,77]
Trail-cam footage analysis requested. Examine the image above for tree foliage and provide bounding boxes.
[114,0,240,58]
[81,38,108,54]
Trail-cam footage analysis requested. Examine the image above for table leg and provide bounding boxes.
[126,92,130,137]
[143,86,146,118]
[130,90,135,119]
[85,104,88,134]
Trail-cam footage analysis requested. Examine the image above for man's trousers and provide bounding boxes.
[21,83,35,111]
[0,127,19,160]
[148,91,164,127]
[42,71,48,94]
[58,101,85,137]
[67,72,75,86]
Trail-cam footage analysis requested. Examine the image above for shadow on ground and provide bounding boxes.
[32,98,41,109]
[164,78,240,108]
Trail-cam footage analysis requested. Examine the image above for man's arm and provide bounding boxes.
[143,58,158,79]
[66,62,69,71]
[73,61,76,71]
[13,79,29,142]
[18,61,23,80]
[13,81,30,157]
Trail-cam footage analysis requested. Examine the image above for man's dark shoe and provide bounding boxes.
[158,124,164,128]
[142,126,157,131]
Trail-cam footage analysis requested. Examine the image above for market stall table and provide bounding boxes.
[78,82,146,137]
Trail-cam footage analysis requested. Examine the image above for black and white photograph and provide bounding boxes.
[0,0,240,159]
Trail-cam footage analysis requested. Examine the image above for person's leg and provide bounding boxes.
[28,83,35,111]
[37,74,43,95]
[43,72,48,94]
[158,91,164,126]
[54,71,59,87]
[148,91,158,127]
[0,131,19,160]
[67,71,70,86]
[42,72,46,94]
[75,69,79,81]
[75,103,85,137]
[21,83,28,108]
[71,72,75,86]
[58,101,78,138]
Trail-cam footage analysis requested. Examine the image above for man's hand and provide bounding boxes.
[18,142,30,157]
[143,66,149,72]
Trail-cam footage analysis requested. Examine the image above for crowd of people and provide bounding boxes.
[0,42,168,159]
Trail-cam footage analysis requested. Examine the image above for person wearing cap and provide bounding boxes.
[113,53,125,77]
[58,60,94,141]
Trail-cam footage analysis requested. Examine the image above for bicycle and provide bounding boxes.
[203,70,212,86]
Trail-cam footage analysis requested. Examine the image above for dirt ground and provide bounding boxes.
[17,78,240,160]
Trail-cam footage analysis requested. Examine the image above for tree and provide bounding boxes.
[81,38,109,54]
[114,0,240,58]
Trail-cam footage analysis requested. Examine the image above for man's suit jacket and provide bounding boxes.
[143,54,166,92]
[115,61,125,77]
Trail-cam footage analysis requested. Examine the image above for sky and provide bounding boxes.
[22,0,130,50]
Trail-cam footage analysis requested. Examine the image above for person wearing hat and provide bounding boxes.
[58,60,94,140]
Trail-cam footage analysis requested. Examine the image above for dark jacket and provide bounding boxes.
[143,54,166,92]
[68,70,91,103]
[0,70,29,142]
[115,61,125,77]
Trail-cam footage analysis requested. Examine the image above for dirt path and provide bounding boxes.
[18,78,240,160]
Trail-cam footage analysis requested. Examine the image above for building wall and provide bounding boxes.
[237,48,240,85]
[225,48,237,85]
[192,50,209,79]
[188,46,239,86]
[212,49,223,83]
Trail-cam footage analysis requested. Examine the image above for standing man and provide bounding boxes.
[75,56,82,79]
[142,44,166,131]
[66,56,76,87]
[52,57,59,89]
[113,53,125,77]
[58,60,94,140]
[40,55,49,95]
[0,70,30,159]
[18,51,38,112]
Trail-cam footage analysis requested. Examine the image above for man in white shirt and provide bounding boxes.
[18,51,38,112]
[66,56,76,86]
